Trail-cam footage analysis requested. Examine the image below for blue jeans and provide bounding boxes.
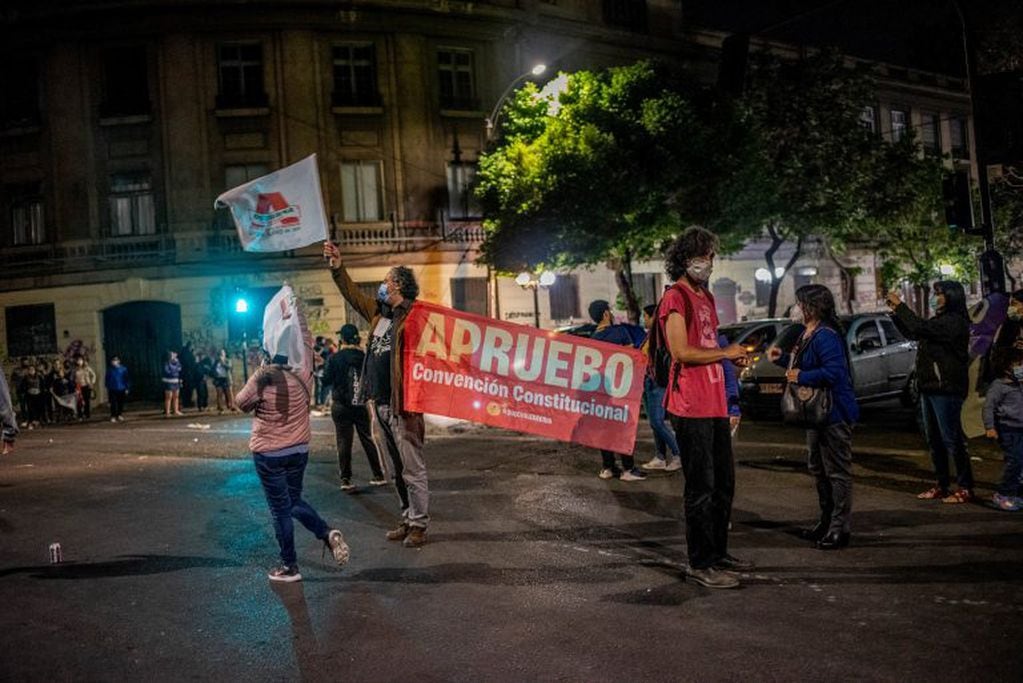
[644,377,679,459]
[996,427,1023,497]
[253,451,330,566]
[919,393,974,492]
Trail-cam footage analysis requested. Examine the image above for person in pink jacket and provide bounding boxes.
[235,299,350,583]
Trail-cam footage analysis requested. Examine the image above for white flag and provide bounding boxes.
[214,154,329,252]
[262,285,312,379]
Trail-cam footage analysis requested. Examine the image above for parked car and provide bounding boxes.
[739,313,917,418]
[718,318,791,354]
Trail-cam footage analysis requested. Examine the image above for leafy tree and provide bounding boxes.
[476,61,757,323]
[991,174,1023,289]
[723,50,920,316]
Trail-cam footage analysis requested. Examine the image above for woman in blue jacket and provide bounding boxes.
[770,285,859,550]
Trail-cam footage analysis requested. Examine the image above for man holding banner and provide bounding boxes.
[658,227,752,590]
[323,242,430,549]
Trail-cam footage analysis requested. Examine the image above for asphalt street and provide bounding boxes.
[0,401,1020,682]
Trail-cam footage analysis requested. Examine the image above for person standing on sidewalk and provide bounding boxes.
[11,357,30,427]
[888,281,973,504]
[213,349,236,414]
[72,355,97,421]
[641,303,682,472]
[983,348,1023,512]
[235,316,350,583]
[0,370,17,455]
[162,351,184,417]
[194,350,212,412]
[657,227,752,589]
[770,285,858,549]
[323,241,430,548]
[589,299,648,482]
[324,324,387,492]
[105,355,130,423]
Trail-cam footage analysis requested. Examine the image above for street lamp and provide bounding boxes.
[485,63,547,140]
[233,293,250,382]
[516,270,556,328]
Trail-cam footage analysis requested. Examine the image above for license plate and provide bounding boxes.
[760,383,784,394]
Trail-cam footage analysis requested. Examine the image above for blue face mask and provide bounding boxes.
[376,282,389,303]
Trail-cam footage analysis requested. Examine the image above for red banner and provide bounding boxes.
[403,301,647,453]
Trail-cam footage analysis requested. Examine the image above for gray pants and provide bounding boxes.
[369,401,429,529]
[806,421,853,534]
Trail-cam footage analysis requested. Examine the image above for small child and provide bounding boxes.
[983,349,1023,511]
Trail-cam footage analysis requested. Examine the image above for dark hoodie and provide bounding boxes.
[891,303,970,398]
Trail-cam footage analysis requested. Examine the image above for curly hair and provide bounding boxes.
[389,265,420,301]
[664,227,719,281]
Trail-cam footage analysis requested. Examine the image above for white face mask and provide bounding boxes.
[686,258,713,283]
[789,304,804,324]
[1008,306,1023,322]
[1013,366,1023,382]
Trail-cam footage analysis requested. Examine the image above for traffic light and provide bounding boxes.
[942,170,974,232]
[234,295,249,314]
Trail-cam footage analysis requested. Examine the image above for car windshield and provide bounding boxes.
[719,324,750,343]
[772,323,806,352]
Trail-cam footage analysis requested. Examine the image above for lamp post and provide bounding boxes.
[234,294,250,382]
[515,270,556,328]
[485,63,547,140]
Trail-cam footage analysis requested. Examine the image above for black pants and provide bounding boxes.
[332,402,383,480]
[671,415,735,570]
[600,450,635,472]
[806,422,854,533]
[109,390,127,419]
[196,381,209,411]
[27,393,45,423]
[78,386,92,419]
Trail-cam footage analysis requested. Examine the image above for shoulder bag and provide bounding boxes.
[780,330,832,428]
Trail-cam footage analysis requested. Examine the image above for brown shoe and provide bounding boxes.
[385,523,410,541]
[403,527,427,548]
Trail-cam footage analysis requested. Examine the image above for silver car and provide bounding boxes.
[738,313,917,417]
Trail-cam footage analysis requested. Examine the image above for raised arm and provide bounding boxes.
[323,241,376,323]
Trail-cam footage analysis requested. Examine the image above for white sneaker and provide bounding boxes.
[665,458,682,472]
[368,477,388,486]
[111,418,118,423]
[641,458,667,471]
[327,529,350,566]
[598,468,616,480]
[620,468,648,482]
[117,416,124,422]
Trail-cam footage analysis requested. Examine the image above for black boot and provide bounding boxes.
[816,530,850,550]
[797,518,831,542]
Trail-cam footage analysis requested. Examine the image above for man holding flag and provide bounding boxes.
[323,241,430,549]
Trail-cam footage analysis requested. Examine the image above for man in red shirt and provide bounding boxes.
[659,227,752,589]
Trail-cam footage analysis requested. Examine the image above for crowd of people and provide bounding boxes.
[2,228,1021,587]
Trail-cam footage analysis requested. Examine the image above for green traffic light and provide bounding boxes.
[235,298,249,314]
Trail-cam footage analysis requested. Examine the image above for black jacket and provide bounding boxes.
[891,303,970,398]
[323,347,365,406]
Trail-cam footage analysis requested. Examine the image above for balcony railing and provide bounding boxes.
[0,219,486,281]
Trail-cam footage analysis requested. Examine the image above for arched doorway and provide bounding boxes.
[103,301,182,402]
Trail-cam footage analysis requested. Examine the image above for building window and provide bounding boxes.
[889,108,908,142]
[340,161,384,222]
[0,56,40,127]
[858,105,878,134]
[450,277,488,316]
[214,165,269,230]
[5,303,58,357]
[950,116,970,158]
[920,112,942,155]
[438,48,477,111]
[446,163,480,219]
[603,0,648,32]
[101,46,150,118]
[548,275,580,320]
[11,190,44,246]
[217,43,267,109]
[630,272,662,310]
[332,43,380,107]
[109,173,156,236]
